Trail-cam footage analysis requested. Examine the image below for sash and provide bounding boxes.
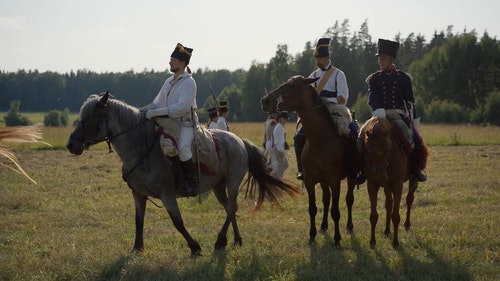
[315,67,335,94]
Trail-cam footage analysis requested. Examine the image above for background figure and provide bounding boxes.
[264,113,277,156]
[217,101,229,131]
[270,111,289,179]
[207,107,219,129]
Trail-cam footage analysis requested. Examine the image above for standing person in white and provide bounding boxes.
[143,42,198,197]
[270,111,289,179]
[207,107,219,129]
[217,101,229,131]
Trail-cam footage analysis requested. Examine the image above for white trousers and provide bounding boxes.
[178,125,194,161]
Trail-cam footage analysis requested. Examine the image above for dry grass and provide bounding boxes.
[0,117,499,280]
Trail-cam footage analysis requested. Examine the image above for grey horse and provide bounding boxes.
[67,92,301,257]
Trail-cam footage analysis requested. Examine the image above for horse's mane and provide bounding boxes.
[81,93,141,127]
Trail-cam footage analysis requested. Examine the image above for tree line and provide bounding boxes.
[1,20,499,125]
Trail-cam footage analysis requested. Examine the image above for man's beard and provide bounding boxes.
[170,66,179,73]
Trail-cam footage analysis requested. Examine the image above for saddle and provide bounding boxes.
[155,117,220,176]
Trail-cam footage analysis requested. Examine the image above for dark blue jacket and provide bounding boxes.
[367,68,414,111]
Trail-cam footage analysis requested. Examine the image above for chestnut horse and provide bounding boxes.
[359,117,426,248]
[261,76,356,246]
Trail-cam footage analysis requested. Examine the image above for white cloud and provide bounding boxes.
[0,16,27,30]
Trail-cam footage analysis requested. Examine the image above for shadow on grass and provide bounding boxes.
[92,233,472,281]
[295,232,473,281]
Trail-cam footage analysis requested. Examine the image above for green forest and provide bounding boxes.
[1,20,499,125]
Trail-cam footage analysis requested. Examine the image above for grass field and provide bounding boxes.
[1,117,499,280]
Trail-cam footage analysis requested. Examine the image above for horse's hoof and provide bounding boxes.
[392,242,400,249]
[384,231,391,238]
[191,250,203,258]
[233,238,242,247]
[404,222,411,231]
[346,224,354,234]
[320,227,328,233]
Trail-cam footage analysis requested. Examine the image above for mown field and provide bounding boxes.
[1,115,499,281]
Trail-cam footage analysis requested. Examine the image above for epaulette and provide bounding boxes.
[365,72,378,83]
[396,70,413,81]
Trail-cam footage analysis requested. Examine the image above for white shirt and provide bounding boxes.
[273,123,285,152]
[217,116,228,131]
[151,72,197,119]
[208,120,218,129]
[308,63,349,105]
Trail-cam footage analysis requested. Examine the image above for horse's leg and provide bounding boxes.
[212,181,242,250]
[320,182,331,233]
[305,181,318,243]
[345,178,356,234]
[330,181,342,246]
[404,179,418,230]
[132,191,147,252]
[368,182,380,248]
[383,186,393,238]
[392,184,403,249]
[160,195,202,257]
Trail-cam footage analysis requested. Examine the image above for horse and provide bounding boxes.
[358,116,426,248]
[66,92,302,257]
[261,76,357,246]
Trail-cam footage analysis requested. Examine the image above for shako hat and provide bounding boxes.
[278,111,288,120]
[208,107,218,119]
[171,43,193,64]
[376,38,400,58]
[219,101,228,113]
[314,38,330,58]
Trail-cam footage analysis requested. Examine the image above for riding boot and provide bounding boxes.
[410,152,427,182]
[347,120,365,185]
[179,158,198,197]
[294,127,306,180]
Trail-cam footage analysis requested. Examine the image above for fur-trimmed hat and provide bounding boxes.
[314,38,330,58]
[171,43,193,64]
[219,101,228,113]
[376,38,399,58]
[208,107,218,119]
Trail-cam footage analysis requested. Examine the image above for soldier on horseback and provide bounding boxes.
[142,42,199,196]
[294,37,364,184]
[365,38,427,182]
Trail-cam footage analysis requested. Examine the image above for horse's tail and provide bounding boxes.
[242,139,302,211]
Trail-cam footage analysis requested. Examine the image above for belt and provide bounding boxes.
[320,90,337,98]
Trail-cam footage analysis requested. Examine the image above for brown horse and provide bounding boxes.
[359,117,426,248]
[261,76,356,246]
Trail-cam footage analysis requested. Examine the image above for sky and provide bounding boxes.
[1,0,498,74]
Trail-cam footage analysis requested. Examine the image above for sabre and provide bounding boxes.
[191,107,201,203]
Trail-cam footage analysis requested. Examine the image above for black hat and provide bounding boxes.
[314,38,330,58]
[208,107,218,119]
[171,43,193,64]
[278,111,288,120]
[219,101,228,113]
[376,38,399,58]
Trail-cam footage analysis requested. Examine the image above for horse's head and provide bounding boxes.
[67,92,111,155]
[261,76,320,114]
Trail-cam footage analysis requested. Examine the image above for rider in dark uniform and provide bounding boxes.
[366,38,427,182]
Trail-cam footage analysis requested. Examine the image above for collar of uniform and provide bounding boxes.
[320,63,332,71]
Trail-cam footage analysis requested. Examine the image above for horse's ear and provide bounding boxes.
[97,91,109,108]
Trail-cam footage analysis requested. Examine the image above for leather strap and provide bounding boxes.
[315,67,335,94]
